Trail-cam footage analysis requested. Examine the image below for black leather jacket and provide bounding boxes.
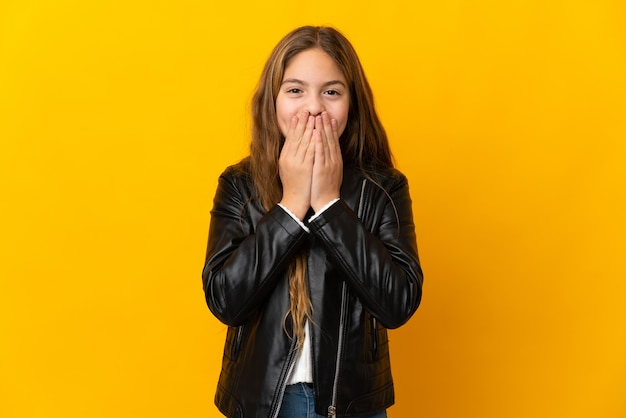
[202,161,423,418]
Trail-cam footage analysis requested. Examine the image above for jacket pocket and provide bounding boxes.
[226,324,245,360]
[368,314,389,362]
[370,316,378,358]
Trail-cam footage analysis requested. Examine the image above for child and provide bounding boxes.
[202,25,423,418]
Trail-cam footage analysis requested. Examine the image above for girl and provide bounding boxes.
[202,25,423,418]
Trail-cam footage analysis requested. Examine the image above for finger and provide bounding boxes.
[314,115,326,148]
[330,117,339,139]
[284,111,310,157]
[323,113,339,162]
[294,115,315,162]
[318,114,335,164]
[310,128,321,162]
[321,112,335,145]
[316,115,325,140]
[301,115,315,146]
[294,111,310,141]
[287,114,299,138]
[283,114,299,151]
[328,118,341,159]
[313,128,324,166]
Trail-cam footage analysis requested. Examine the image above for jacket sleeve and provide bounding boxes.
[308,175,423,329]
[202,169,308,326]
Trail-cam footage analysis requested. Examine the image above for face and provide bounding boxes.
[275,48,350,138]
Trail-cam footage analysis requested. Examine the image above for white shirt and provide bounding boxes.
[277,199,340,384]
[286,321,313,384]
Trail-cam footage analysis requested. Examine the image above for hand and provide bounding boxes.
[311,112,343,212]
[278,111,315,220]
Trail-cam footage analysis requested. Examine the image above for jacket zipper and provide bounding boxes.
[270,339,298,418]
[328,179,368,418]
[371,317,378,357]
[328,281,348,418]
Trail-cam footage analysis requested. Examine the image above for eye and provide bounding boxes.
[324,89,341,96]
[286,88,303,94]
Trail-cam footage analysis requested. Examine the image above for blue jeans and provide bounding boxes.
[278,383,387,418]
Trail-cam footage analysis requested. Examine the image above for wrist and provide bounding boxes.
[279,199,309,221]
[311,195,340,213]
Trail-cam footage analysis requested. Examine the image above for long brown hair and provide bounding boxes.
[247,26,393,347]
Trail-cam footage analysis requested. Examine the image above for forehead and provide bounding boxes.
[283,48,346,82]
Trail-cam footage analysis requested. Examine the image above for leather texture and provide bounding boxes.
[202,161,423,418]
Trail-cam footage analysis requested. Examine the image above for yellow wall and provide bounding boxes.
[1,1,625,417]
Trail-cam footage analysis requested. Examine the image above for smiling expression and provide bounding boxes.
[275,48,350,138]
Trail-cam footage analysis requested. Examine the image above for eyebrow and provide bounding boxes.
[281,78,347,88]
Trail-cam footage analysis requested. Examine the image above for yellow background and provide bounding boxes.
[1,1,625,417]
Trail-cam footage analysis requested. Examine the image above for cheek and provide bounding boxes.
[331,104,350,137]
[275,100,292,137]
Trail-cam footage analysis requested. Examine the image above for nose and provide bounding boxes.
[305,95,324,116]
